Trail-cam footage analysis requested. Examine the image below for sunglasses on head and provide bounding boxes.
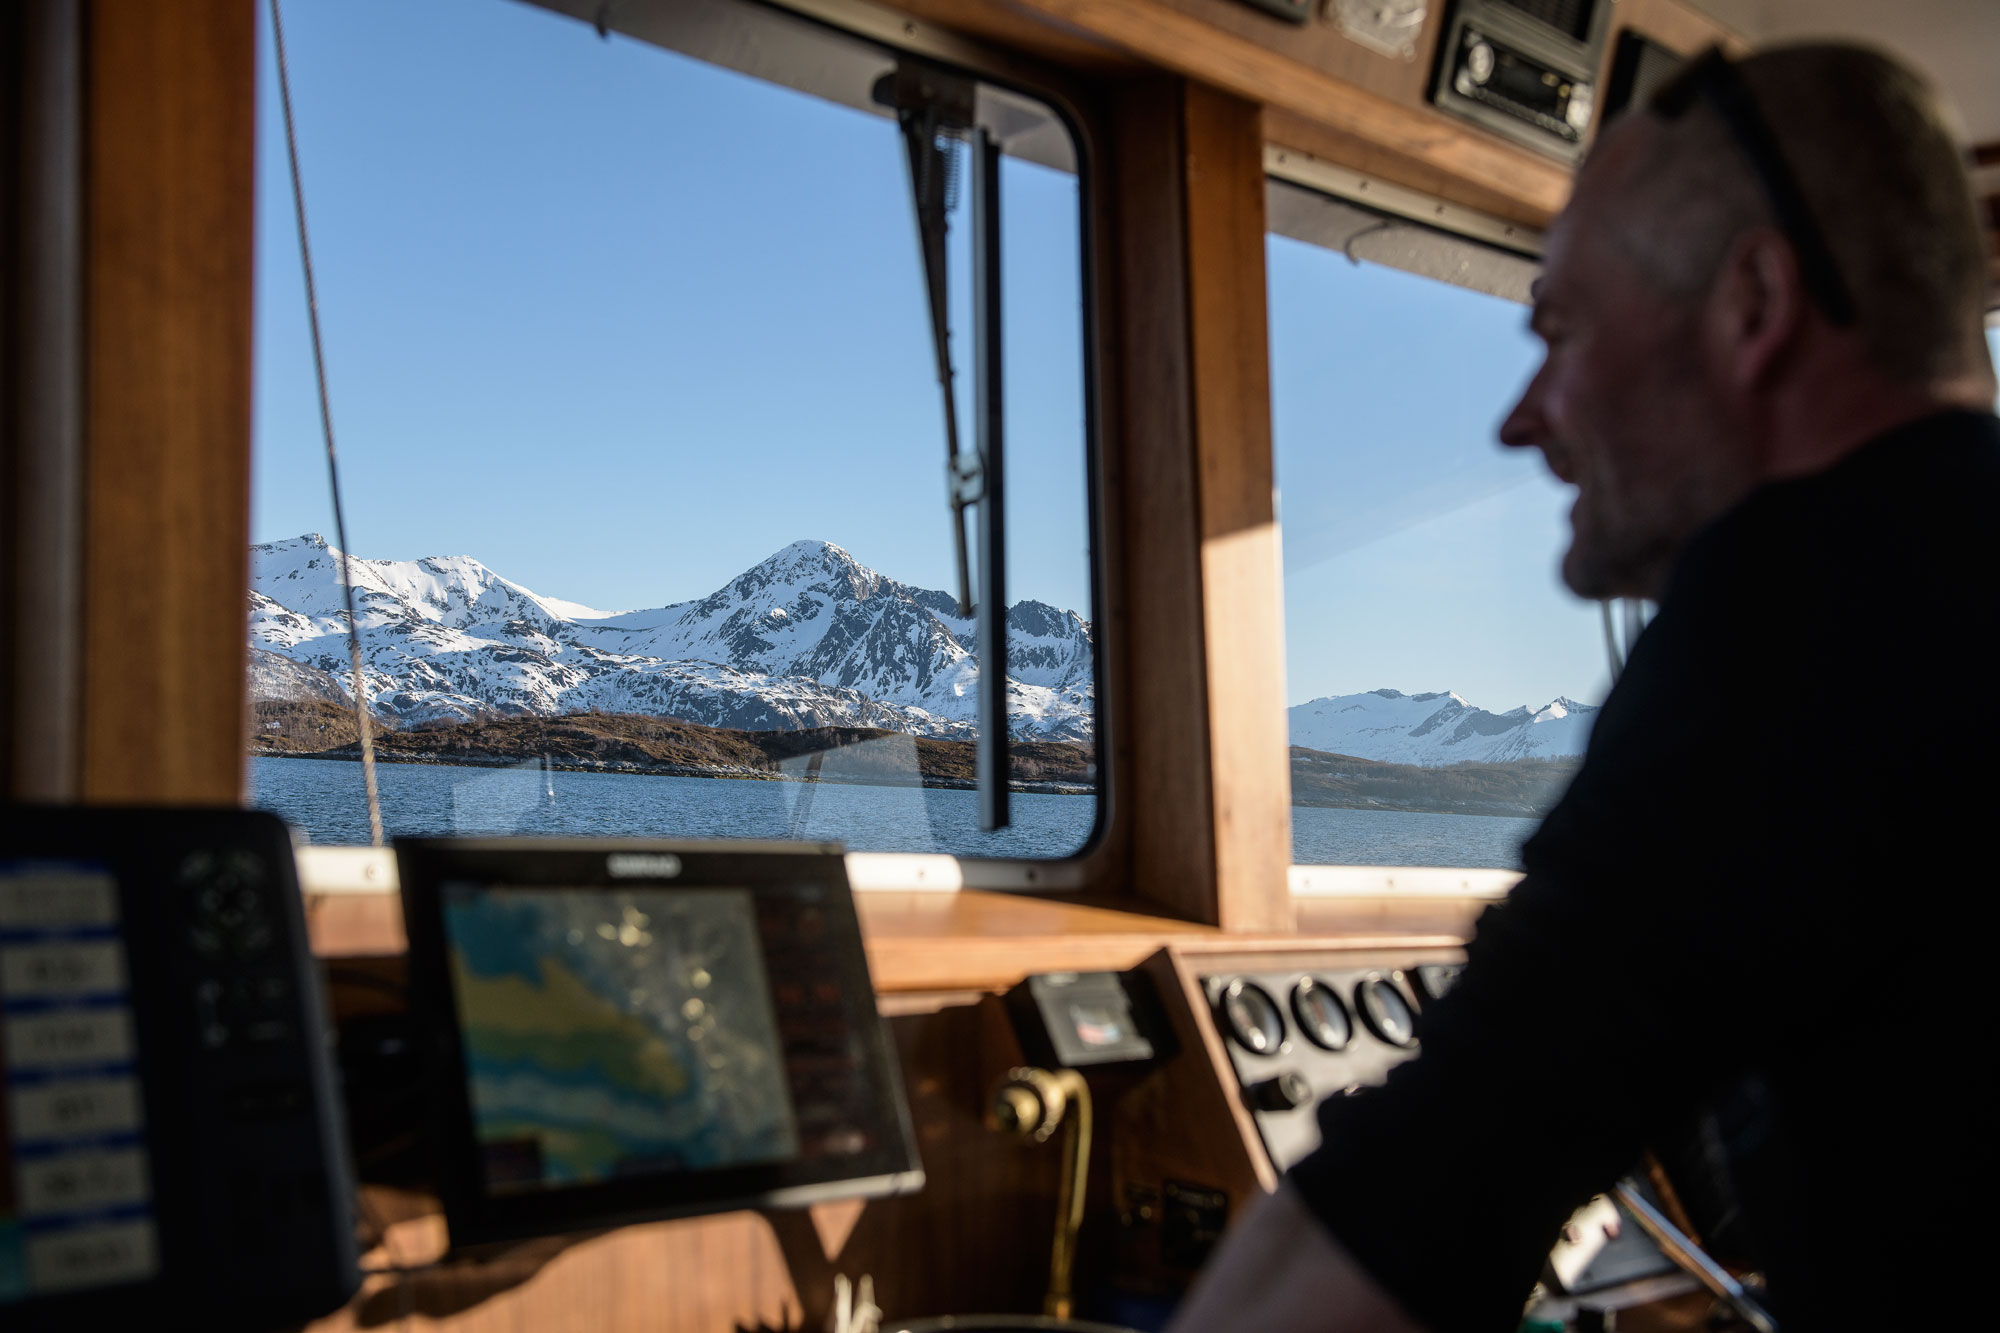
[1649,47,1857,326]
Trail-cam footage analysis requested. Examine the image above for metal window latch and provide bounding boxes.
[948,453,985,508]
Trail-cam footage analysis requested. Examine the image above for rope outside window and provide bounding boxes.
[268,0,385,846]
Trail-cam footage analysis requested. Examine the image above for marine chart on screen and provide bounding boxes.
[442,887,797,1193]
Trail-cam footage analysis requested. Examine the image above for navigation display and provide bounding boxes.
[442,885,798,1193]
[400,840,923,1246]
[0,864,159,1304]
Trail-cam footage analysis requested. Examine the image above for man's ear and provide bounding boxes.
[1706,226,1807,391]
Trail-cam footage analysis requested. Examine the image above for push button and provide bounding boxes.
[1247,1070,1313,1112]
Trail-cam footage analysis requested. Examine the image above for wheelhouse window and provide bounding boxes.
[1267,179,1606,871]
[248,0,1097,858]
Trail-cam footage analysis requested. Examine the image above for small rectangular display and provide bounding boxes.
[0,864,160,1305]
[442,885,799,1194]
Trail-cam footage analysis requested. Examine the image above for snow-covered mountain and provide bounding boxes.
[249,535,1095,741]
[1289,688,1596,765]
[248,646,347,704]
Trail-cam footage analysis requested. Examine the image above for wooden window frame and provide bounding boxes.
[7,0,1504,996]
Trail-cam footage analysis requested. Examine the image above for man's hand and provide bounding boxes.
[1164,1183,1428,1333]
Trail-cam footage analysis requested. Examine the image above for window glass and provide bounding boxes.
[1268,193,1607,870]
[248,0,1096,857]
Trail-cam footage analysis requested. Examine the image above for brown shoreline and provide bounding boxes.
[250,747,1096,797]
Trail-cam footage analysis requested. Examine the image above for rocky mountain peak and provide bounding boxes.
[1289,686,1596,766]
[248,535,1096,743]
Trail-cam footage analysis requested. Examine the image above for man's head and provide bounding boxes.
[1502,43,1996,601]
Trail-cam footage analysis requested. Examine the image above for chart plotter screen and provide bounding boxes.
[401,840,922,1246]
[442,885,797,1193]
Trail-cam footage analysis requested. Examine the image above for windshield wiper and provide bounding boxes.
[875,62,1010,831]
[875,62,977,616]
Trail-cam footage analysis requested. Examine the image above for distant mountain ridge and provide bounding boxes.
[250,536,1592,764]
[248,535,1095,741]
[1288,687,1596,765]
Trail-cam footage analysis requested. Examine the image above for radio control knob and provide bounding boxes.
[1247,1070,1313,1113]
[1466,39,1495,86]
[1566,81,1595,130]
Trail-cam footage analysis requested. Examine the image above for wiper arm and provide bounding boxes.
[875,63,978,616]
[876,64,1010,831]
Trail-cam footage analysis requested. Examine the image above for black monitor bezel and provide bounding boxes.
[0,806,357,1331]
[396,837,923,1249]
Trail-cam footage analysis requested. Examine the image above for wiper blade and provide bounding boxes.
[875,62,979,616]
[875,64,1010,831]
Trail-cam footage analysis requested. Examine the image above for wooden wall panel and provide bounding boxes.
[996,0,1571,222]
[77,0,255,804]
[1181,86,1291,933]
[1106,79,1217,925]
[1263,106,1555,228]
[851,0,1735,233]
[1105,79,1291,931]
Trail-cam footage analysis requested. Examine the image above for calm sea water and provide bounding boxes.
[251,756,1538,869]
[1292,805,1536,869]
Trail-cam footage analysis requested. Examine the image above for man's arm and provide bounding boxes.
[1164,1183,1428,1333]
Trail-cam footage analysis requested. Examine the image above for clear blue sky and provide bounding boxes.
[1269,237,1610,713]
[256,1,1990,719]
[253,0,1090,615]
[253,0,1583,715]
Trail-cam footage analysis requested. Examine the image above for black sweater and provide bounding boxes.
[1287,410,2000,1331]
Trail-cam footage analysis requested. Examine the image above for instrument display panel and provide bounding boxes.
[0,807,358,1333]
[0,863,158,1304]
[400,840,923,1247]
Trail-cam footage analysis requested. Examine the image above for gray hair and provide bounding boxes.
[1607,43,1990,386]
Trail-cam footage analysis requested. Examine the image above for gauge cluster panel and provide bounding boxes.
[1203,964,1459,1172]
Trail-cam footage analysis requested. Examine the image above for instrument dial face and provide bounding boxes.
[1291,978,1352,1051]
[1356,976,1418,1048]
[1218,979,1286,1056]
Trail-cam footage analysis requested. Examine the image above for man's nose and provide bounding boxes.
[1498,366,1548,451]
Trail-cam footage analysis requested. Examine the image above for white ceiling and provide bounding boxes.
[1681,0,2000,148]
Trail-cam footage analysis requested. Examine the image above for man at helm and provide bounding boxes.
[1170,42,1998,1332]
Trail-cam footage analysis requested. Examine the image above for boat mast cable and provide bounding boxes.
[269,0,385,846]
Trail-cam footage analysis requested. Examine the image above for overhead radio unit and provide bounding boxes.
[1430,0,1612,162]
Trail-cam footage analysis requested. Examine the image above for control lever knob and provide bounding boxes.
[990,1083,1046,1138]
[1247,1070,1313,1112]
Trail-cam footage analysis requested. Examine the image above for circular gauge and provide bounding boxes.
[1355,976,1418,1048]
[1217,979,1286,1056]
[1291,978,1353,1051]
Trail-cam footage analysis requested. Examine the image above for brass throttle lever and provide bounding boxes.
[987,1067,1093,1320]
